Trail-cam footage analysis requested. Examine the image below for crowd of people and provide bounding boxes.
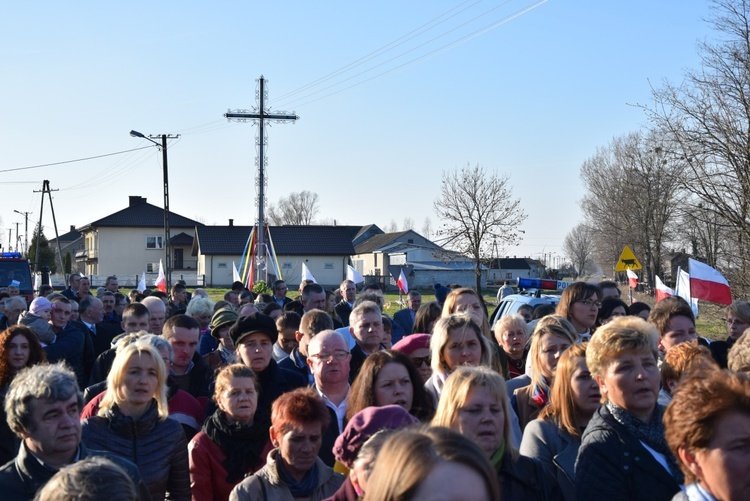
[0,274,748,500]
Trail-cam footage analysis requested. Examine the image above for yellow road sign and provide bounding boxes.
[615,246,642,271]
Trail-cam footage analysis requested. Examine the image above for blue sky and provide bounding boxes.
[1,1,713,265]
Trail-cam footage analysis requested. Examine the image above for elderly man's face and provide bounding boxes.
[22,394,81,464]
[408,294,422,312]
[106,278,118,292]
[7,285,19,297]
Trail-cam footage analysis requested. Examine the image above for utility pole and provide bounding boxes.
[15,223,20,252]
[224,75,299,284]
[130,131,178,292]
[32,181,65,283]
[14,210,31,256]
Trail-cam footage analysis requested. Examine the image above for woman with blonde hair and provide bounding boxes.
[81,339,190,500]
[520,343,600,501]
[432,366,559,499]
[512,314,577,430]
[576,316,682,501]
[424,314,492,403]
[493,313,529,380]
[363,426,499,501]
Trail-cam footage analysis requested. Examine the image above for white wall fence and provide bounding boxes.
[47,273,206,289]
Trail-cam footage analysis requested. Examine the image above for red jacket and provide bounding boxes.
[188,430,272,501]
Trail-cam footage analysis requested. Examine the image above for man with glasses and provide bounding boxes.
[306,330,351,466]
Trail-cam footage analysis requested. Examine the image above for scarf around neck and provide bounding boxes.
[531,375,550,407]
[276,455,319,498]
[203,409,268,483]
[606,401,683,484]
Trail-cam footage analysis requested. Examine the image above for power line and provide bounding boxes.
[0,146,153,174]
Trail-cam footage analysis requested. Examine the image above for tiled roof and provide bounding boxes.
[170,232,194,246]
[194,225,358,256]
[85,199,203,229]
[490,258,531,270]
[49,228,82,245]
[354,231,410,254]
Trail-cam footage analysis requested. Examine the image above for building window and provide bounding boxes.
[282,262,292,269]
[324,263,333,270]
[217,263,227,269]
[505,272,513,279]
[146,236,163,249]
[147,263,155,273]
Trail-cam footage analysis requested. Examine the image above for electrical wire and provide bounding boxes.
[0,146,153,174]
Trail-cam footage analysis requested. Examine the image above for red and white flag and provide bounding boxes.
[397,269,409,294]
[655,275,674,302]
[688,258,732,305]
[626,269,638,289]
[155,259,167,293]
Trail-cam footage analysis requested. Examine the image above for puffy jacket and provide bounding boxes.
[229,450,344,501]
[81,400,190,500]
[575,405,680,501]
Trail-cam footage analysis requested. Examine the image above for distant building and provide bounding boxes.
[76,196,203,281]
[48,225,84,273]
[192,223,359,287]
[488,257,544,283]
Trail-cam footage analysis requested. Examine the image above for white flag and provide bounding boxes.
[675,268,699,318]
[347,265,364,284]
[301,263,317,283]
[137,272,147,292]
[232,261,241,283]
[34,273,41,291]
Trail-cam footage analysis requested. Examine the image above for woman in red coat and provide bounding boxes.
[189,364,272,501]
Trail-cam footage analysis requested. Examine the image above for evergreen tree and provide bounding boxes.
[28,224,57,273]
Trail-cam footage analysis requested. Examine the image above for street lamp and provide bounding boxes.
[130,130,176,292]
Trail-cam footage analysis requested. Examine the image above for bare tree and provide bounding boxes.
[266,191,320,225]
[580,132,683,287]
[422,217,433,238]
[563,223,594,278]
[642,0,750,292]
[385,220,399,233]
[401,217,415,231]
[433,163,527,293]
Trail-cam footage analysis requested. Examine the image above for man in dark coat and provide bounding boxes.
[0,364,149,501]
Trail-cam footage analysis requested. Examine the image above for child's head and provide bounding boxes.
[30,297,52,321]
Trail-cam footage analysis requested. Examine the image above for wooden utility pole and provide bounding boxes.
[32,181,65,284]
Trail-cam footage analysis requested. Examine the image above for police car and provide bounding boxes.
[489,277,568,328]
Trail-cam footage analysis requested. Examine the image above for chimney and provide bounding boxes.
[70,225,75,232]
[229,219,234,227]
[129,196,146,207]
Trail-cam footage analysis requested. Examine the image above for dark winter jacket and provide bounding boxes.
[81,400,190,500]
[0,442,151,501]
[575,404,680,501]
[498,450,563,501]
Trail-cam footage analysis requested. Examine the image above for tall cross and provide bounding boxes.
[224,75,299,284]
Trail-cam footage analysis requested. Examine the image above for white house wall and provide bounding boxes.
[199,254,349,288]
[83,227,195,277]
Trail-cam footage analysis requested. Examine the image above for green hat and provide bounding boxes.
[210,308,239,339]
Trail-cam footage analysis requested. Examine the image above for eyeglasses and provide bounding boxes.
[309,350,350,362]
[577,299,602,308]
[410,356,431,368]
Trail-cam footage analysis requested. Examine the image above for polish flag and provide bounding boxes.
[689,258,732,305]
[155,260,167,293]
[655,275,674,302]
[626,269,638,289]
[397,269,409,294]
